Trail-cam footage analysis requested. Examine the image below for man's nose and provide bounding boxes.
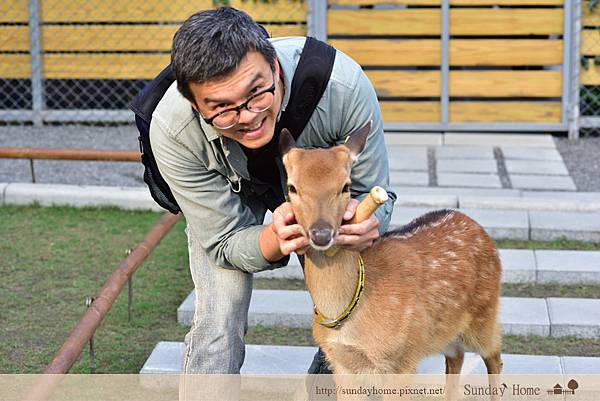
[237,107,256,125]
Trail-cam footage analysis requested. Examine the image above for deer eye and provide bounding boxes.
[342,183,351,193]
[287,184,297,194]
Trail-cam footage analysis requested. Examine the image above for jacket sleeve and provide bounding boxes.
[149,116,288,273]
[338,66,397,234]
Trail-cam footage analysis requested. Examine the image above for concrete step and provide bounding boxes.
[177,289,600,339]
[256,249,600,285]
[140,342,600,375]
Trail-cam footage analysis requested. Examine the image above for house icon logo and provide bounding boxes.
[547,380,579,396]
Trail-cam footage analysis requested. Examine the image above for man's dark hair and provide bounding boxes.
[172,7,276,105]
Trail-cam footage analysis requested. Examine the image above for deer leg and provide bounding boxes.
[483,352,503,401]
[444,349,464,401]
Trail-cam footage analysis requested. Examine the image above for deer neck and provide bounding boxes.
[304,248,363,325]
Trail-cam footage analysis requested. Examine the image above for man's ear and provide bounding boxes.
[279,128,296,156]
[345,120,371,162]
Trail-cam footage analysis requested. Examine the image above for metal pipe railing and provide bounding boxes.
[0,146,140,162]
[24,212,182,401]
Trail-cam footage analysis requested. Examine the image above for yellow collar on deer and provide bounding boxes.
[314,255,365,329]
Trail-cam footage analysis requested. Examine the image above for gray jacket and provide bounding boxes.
[150,36,397,273]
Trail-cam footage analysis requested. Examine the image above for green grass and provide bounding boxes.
[495,238,600,251]
[3,204,600,374]
[0,204,191,374]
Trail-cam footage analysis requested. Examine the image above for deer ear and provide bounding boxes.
[345,120,371,161]
[279,128,296,156]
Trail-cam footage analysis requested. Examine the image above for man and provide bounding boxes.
[150,7,396,374]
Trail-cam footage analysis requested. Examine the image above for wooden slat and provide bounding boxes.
[42,54,170,79]
[450,101,561,122]
[0,26,29,51]
[380,101,440,122]
[38,24,304,52]
[583,2,600,26]
[450,71,562,97]
[0,54,31,79]
[330,0,563,4]
[328,10,441,35]
[0,1,29,23]
[367,71,440,97]
[451,39,563,66]
[582,64,600,85]
[582,30,600,56]
[451,9,563,35]
[330,39,440,66]
[40,0,306,23]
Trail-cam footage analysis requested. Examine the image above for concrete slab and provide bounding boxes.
[390,172,429,186]
[390,207,441,228]
[388,155,428,171]
[505,160,569,176]
[499,249,536,284]
[535,250,600,284]
[459,196,600,213]
[438,173,502,188]
[561,356,600,374]
[548,298,600,338]
[500,297,550,336]
[435,146,495,159]
[523,191,600,202]
[0,182,7,205]
[502,147,563,161]
[248,290,313,328]
[395,194,458,209]
[530,211,600,242]
[510,175,576,191]
[0,159,32,183]
[444,133,556,148]
[177,291,195,326]
[3,183,161,211]
[437,159,497,173]
[255,259,304,280]
[384,132,442,146]
[467,354,563,374]
[140,341,185,374]
[394,186,521,197]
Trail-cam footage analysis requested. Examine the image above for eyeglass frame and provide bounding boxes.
[200,72,276,129]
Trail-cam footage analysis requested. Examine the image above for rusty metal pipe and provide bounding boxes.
[0,146,140,162]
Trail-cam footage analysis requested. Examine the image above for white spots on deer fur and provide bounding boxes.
[388,296,400,305]
[450,237,465,246]
[430,260,441,269]
[445,251,457,258]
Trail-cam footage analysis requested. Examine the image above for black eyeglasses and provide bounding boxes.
[202,73,276,130]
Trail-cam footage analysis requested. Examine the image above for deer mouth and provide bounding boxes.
[308,223,336,251]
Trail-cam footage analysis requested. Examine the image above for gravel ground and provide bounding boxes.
[555,136,600,192]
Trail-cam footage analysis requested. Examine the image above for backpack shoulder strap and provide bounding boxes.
[276,37,336,141]
[129,64,175,123]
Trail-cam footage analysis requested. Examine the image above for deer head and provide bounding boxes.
[279,122,370,251]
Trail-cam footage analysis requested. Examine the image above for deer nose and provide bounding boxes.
[309,221,334,247]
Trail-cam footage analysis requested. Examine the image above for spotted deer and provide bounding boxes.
[279,123,503,401]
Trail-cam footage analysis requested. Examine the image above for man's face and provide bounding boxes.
[190,51,283,150]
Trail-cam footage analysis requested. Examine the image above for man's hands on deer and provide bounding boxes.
[336,198,380,252]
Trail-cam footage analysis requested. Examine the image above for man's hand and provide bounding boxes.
[260,202,309,262]
[334,198,380,252]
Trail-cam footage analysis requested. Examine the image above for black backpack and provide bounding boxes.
[129,37,336,214]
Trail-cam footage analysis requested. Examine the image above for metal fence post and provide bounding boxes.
[308,0,327,41]
[28,0,44,127]
[568,0,581,140]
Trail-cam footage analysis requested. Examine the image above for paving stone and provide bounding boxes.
[435,146,495,159]
[499,249,536,284]
[459,196,600,213]
[3,183,161,211]
[177,292,195,326]
[530,211,600,242]
[388,154,428,171]
[548,298,600,338]
[140,343,567,375]
[395,194,458,209]
[535,250,600,284]
[500,297,550,336]
[510,175,576,191]
[0,159,31,183]
[248,289,313,328]
[437,159,498,173]
[384,132,442,146]
[505,160,569,176]
[502,147,563,161]
[390,208,529,240]
[255,254,304,280]
[444,133,556,148]
[561,356,600,374]
[523,191,600,202]
[438,173,502,188]
[394,186,521,197]
[0,182,7,205]
[390,172,429,186]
